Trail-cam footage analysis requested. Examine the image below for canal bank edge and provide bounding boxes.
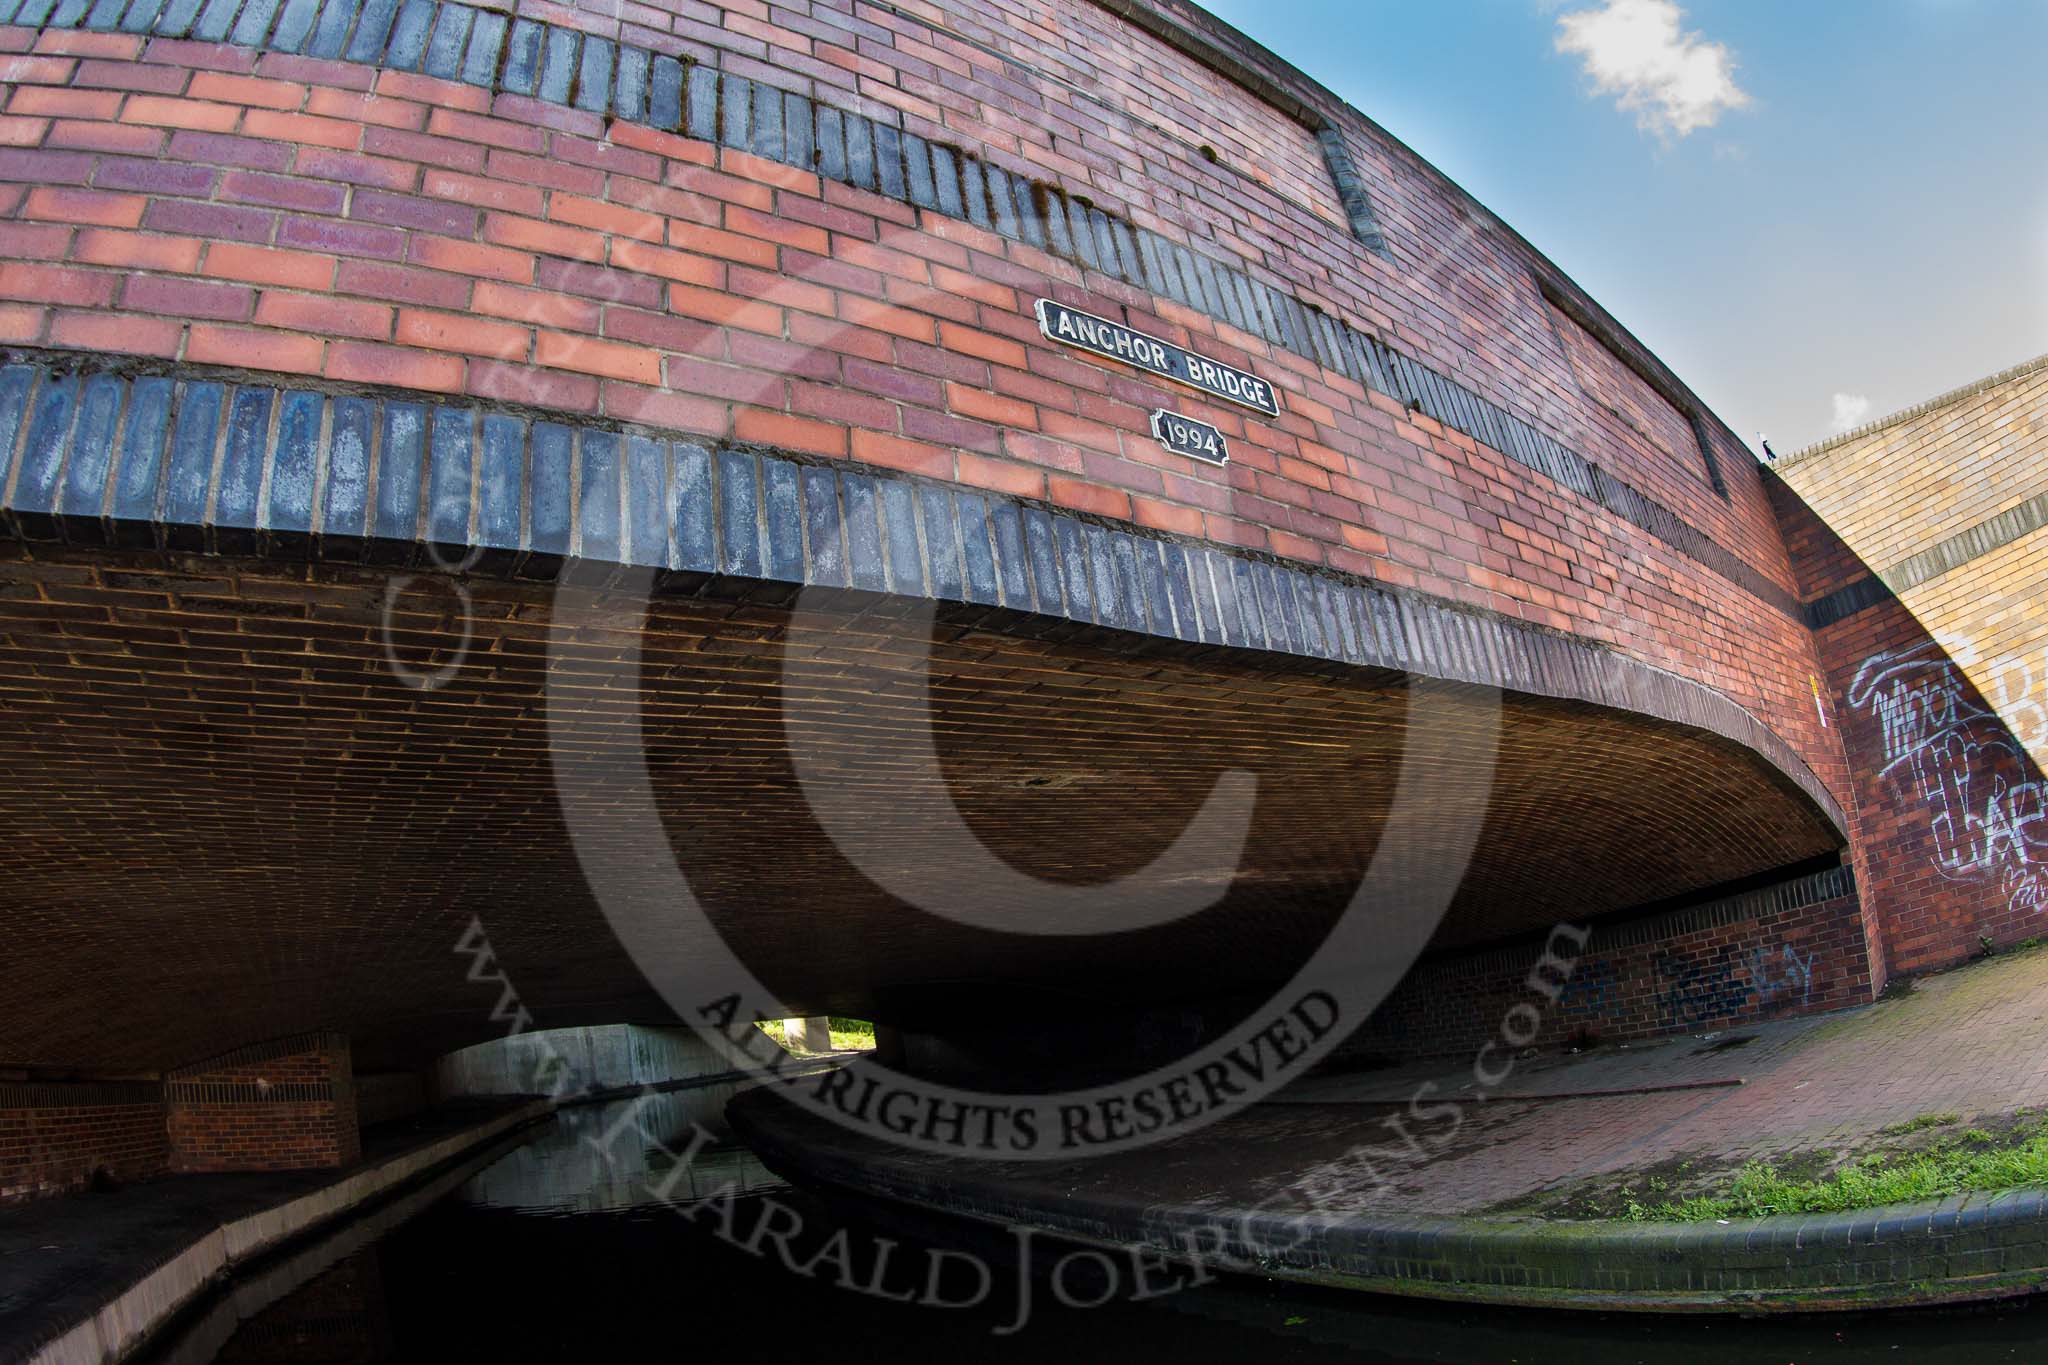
[14,1100,552,1365]
[728,1092,2048,1314]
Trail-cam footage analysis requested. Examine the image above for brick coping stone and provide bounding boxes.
[2,1097,551,1365]
[730,1085,2048,1314]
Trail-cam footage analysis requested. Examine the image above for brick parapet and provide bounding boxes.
[0,1,1889,1071]
[0,14,1774,605]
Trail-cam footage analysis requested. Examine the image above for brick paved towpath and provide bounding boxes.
[1265,941,2048,1215]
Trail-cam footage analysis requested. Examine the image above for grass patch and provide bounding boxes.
[1624,1121,2048,1222]
[1880,1110,1959,1136]
[827,1017,876,1051]
[755,1017,876,1053]
[1517,1109,2048,1223]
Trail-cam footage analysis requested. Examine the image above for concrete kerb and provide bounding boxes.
[146,1122,549,1365]
[732,1100,2048,1315]
[23,1098,552,1365]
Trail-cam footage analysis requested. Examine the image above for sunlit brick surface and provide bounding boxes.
[0,22,1840,781]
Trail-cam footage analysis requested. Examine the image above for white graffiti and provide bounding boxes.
[1850,644,2048,914]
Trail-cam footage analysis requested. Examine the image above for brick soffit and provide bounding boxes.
[0,0,1804,625]
[0,352,1849,838]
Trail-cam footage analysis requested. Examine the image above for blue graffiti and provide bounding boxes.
[1655,947,1749,1026]
[1558,957,1618,1018]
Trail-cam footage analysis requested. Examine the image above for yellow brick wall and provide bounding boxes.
[1781,363,2047,574]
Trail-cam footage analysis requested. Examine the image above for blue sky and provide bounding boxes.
[1200,0,2048,454]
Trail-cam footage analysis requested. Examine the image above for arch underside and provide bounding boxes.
[0,541,1842,1074]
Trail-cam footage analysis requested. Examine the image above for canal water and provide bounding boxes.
[145,1090,2047,1363]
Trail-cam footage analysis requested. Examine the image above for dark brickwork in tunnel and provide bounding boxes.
[0,528,1843,1076]
[0,1079,166,1202]
[165,1032,361,1171]
[1351,865,1869,1056]
[0,1033,358,1198]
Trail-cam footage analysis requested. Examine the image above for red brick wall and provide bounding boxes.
[0,2,1889,1064]
[1541,295,1708,490]
[1768,483,1897,987]
[0,1082,167,1203]
[517,0,1348,250]
[1,1037,376,1199]
[0,22,1851,828]
[166,1034,361,1172]
[1351,870,1870,1057]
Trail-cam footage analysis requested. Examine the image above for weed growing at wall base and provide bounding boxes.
[1628,1121,2048,1221]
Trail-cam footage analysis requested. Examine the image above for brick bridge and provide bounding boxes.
[0,0,2024,1198]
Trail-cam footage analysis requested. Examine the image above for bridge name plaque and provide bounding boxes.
[1034,299,1280,418]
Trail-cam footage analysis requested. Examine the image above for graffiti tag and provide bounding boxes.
[1849,644,2048,915]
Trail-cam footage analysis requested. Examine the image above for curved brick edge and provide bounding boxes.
[0,350,1847,837]
[731,1091,2048,1315]
[11,1099,550,1365]
[1,7,1797,620]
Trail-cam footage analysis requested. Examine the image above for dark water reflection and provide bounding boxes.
[149,1091,2047,1363]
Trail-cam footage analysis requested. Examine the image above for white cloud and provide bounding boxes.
[1830,393,1873,434]
[1555,0,1751,140]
